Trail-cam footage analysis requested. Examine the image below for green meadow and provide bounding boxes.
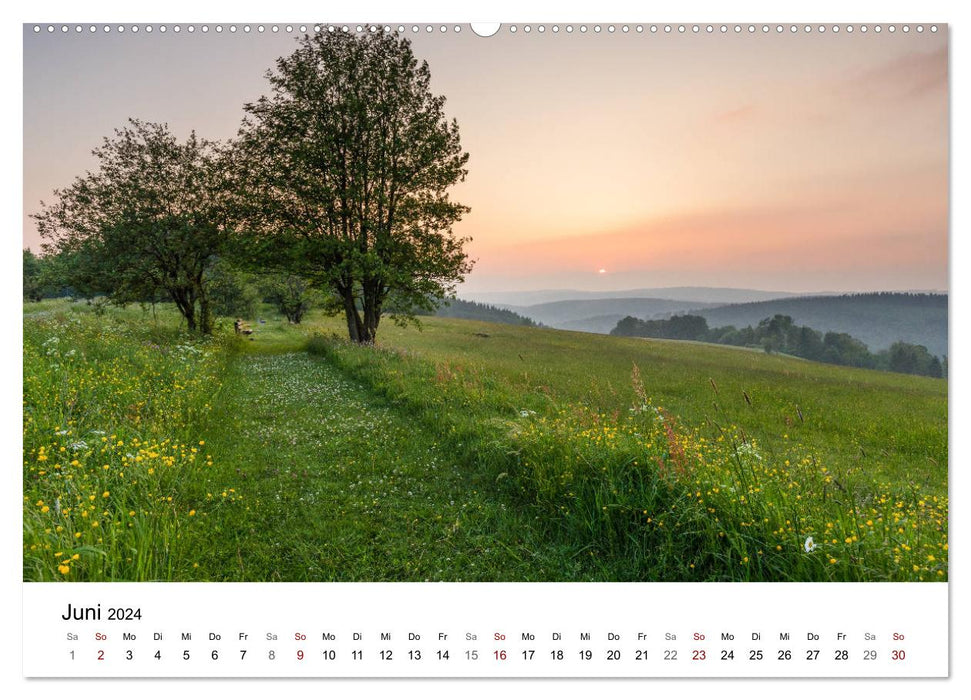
[23,301,947,582]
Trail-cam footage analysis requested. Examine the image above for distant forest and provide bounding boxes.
[612,312,946,378]
[693,293,947,358]
[431,298,539,327]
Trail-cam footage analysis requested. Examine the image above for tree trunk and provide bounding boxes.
[198,286,213,335]
[358,321,376,345]
[361,287,381,346]
[341,289,362,343]
[170,287,196,332]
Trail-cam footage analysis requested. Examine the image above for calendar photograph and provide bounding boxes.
[22,22,948,588]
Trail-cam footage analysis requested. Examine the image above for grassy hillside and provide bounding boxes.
[23,302,947,582]
[695,293,948,357]
[308,314,946,489]
[307,315,946,582]
[557,314,628,334]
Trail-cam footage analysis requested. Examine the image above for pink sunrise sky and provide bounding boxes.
[23,25,948,293]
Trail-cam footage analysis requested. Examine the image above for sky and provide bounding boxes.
[23,24,949,294]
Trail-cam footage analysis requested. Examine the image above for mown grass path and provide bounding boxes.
[192,349,573,581]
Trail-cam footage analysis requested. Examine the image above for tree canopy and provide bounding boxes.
[33,120,230,333]
[233,30,472,343]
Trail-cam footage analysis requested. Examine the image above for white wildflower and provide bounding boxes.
[737,443,762,461]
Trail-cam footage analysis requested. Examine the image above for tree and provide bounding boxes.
[23,249,44,302]
[792,325,824,361]
[610,316,644,337]
[888,341,941,377]
[665,314,708,340]
[206,258,261,320]
[234,30,472,344]
[33,120,229,333]
[261,273,320,324]
[757,314,794,353]
[44,242,110,300]
[822,332,873,368]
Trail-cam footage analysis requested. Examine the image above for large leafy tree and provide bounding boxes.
[235,30,472,344]
[33,120,229,333]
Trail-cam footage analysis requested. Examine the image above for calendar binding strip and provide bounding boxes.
[28,23,944,35]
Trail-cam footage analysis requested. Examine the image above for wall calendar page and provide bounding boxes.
[13,0,959,695]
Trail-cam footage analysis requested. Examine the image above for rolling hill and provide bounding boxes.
[693,293,948,358]
[463,289,946,360]
[463,286,802,307]
[432,298,538,326]
[500,297,720,331]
